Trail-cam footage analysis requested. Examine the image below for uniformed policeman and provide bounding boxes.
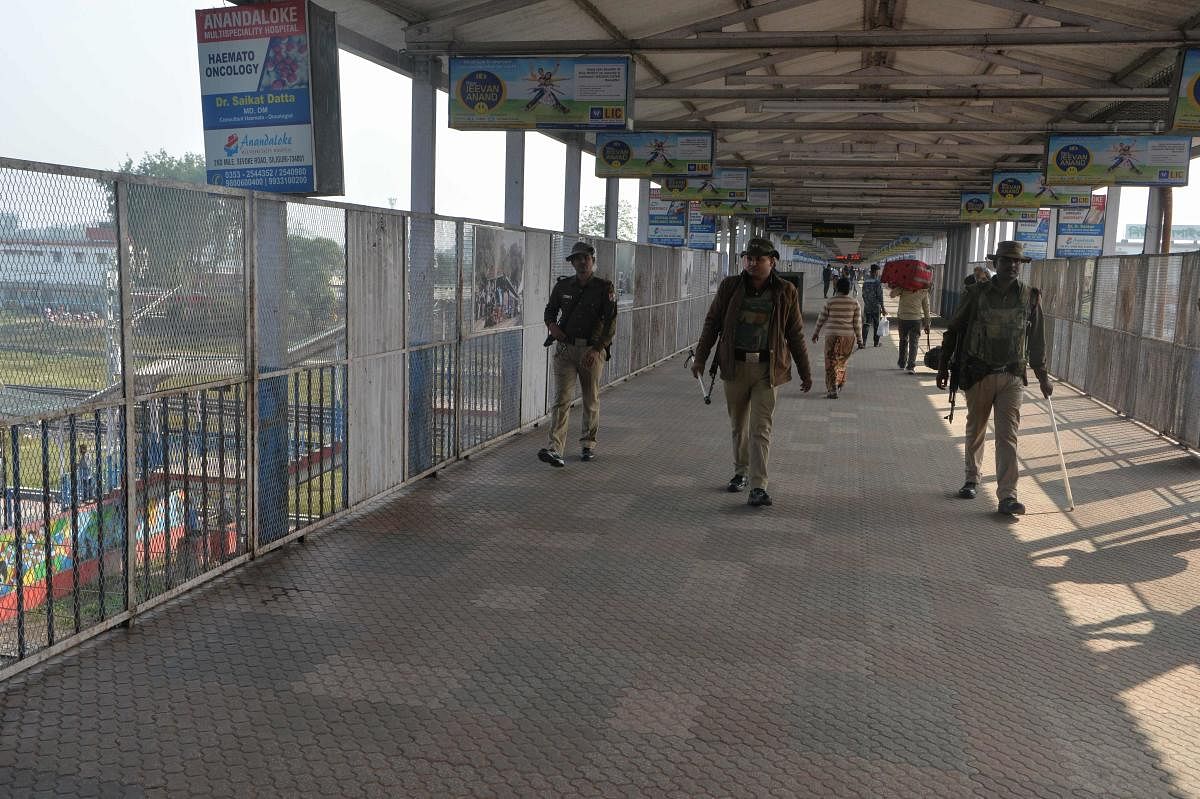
[937,240,1052,515]
[538,241,617,468]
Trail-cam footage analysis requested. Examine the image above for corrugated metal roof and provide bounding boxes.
[240,0,1199,253]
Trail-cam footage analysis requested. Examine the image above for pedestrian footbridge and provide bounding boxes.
[1,160,1200,797]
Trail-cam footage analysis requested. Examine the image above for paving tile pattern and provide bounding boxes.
[2,293,1199,798]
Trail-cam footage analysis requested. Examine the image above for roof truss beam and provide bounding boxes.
[647,0,828,39]
[961,0,1136,31]
[726,70,1045,87]
[640,87,1168,100]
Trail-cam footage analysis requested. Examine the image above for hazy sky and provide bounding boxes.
[1,0,1197,238]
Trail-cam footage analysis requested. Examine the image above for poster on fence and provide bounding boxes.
[1045,135,1191,187]
[469,226,525,332]
[1015,209,1051,260]
[196,0,317,192]
[1054,195,1106,258]
[448,56,632,131]
[991,170,1091,208]
[646,189,687,247]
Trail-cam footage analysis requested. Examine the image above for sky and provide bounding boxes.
[1,0,1197,240]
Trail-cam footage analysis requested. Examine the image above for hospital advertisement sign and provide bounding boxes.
[196,0,316,192]
[686,203,717,250]
[1054,195,1106,258]
[1014,209,1051,260]
[646,189,687,247]
[449,57,632,131]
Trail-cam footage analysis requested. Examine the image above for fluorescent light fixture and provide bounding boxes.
[802,180,889,188]
[753,100,922,113]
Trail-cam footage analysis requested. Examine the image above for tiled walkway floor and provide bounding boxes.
[2,294,1199,798]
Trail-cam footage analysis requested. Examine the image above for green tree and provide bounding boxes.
[117,150,206,184]
[285,233,342,339]
[579,199,636,241]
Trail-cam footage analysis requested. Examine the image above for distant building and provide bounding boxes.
[0,226,116,311]
[1118,224,1200,256]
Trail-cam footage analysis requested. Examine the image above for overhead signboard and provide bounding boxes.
[696,188,770,216]
[960,192,1020,222]
[448,56,632,131]
[1055,195,1106,258]
[1045,135,1191,187]
[196,0,319,192]
[1169,47,1200,130]
[645,189,687,247]
[747,189,771,216]
[812,223,854,238]
[990,170,1091,208]
[656,167,749,201]
[686,202,717,250]
[765,215,788,232]
[595,132,713,178]
[1015,209,1051,260]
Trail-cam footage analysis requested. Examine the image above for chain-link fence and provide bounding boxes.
[0,157,721,677]
[962,253,1200,448]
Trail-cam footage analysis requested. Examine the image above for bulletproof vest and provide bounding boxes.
[965,282,1031,368]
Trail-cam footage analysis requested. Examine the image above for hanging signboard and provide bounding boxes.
[655,167,749,201]
[686,202,717,250]
[196,0,320,192]
[645,189,687,247]
[448,56,632,131]
[1054,195,1106,258]
[788,223,813,240]
[990,170,1091,208]
[1045,135,1191,187]
[1015,209,1051,260]
[595,132,713,178]
[959,192,1020,222]
[765,215,788,232]
[812,222,854,238]
[1169,47,1200,130]
[696,188,771,216]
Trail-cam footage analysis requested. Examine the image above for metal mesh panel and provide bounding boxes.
[128,184,245,391]
[1,407,127,665]
[1067,322,1090,388]
[460,331,523,451]
[630,308,652,372]
[0,168,119,407]
[1141,255,1181,342]
[281,366,346,540]
[464,225,525,337]
[614,242,636,308]
[1048,316,1070,377]
[1133,339,1181,435]
[1091,258,1120,329]
[407,218,458,347]
[408,344,456,476]
[593,239,616,286]
[1114,257,1147,335]
[605,312,633,383]
[1177,253,1200,348]
[133,383,250,602]
[284,203,346,367]
[1078,259,1096,323]
[521,232,552,425]
[660,305,678,361]
[1180,352,1200,448]
[634,245,653,306]
[651,248,670,305]
[664,249,682,301]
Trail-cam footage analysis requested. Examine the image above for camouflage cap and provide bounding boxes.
[741,237,780,259]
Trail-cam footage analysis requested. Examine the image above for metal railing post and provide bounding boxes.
[115,180,140,623]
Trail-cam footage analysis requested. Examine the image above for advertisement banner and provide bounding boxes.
[656,167,749,201]
[1045,135,1191,187]
[595,132,713,178]
[1055,195,1106,258]
[696,188,771,216]
[1015,209,1051,260]
[960,191,1020,222]
[646,189,687,247]
[1169,47,1200,130]
[686,202,717,250]
[448,56,631,131]
[196,0,316,192]
[991,170,1092,208]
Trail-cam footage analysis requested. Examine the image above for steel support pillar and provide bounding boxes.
[564,142,581,234]
[604,178,619,239]
[504,131,524,227]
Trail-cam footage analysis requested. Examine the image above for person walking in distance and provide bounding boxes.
[890,280,931,374]
[937,241,1052,516]
[812,277,863,399]
[538,241,617,468]
[691,238,813,507]
[861,264,886,347]
[822,263,834,298]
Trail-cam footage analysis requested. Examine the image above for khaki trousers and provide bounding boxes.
[964,372,1023,500]
[548,342,602,453]
[723,361,778,490]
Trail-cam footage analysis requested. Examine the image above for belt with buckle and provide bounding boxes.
[568,338,591,347]
[734,349,770,363]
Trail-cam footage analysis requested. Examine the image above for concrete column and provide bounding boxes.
[409,58,438,470]
[1143,188,1163,255]
[563,142,581,234]
[410,58,436,214]
[604,178,619,239]
[985,222,997,260]
[637,179,650,243]
[504,131,524,227]
[1102,187,1122,255]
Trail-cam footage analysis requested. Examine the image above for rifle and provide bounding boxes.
[944,328,966,422]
